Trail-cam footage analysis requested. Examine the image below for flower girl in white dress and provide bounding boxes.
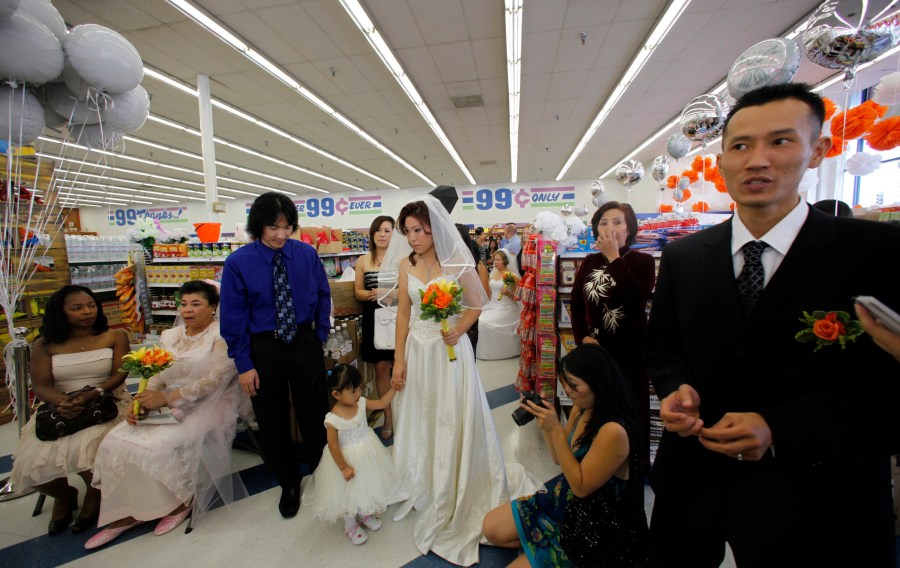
[301,364,400,545]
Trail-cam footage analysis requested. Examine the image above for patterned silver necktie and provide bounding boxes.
[736,240,768,314]
[273,251,297,343]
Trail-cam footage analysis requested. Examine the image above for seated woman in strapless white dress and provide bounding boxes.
[86,280,247,549]
[10,285,131,536]
[476,249,523,360]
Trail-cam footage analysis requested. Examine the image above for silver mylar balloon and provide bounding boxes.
[678,176,690,190]
[666,134,691,160]
[802,25,896,71]
[615,160,644,189]
[560,204,573,217]
[673,188,684,202]
[727,38,801,100]
[651,155,670,183]
[573,205,589,218]
[590,180,604,196]
[590,180,608,207]
[681,94,729,143]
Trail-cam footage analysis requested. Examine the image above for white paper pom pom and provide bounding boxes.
[845,152,882,177]
[872,72,900,106]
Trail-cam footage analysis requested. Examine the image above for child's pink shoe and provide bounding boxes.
[357,513,382,531]
[344,522,368,545]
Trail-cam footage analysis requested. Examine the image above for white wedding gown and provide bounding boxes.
[392,272,542,566]
[476,278,523,360]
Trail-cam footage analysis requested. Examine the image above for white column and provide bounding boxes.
[197,74,218,221]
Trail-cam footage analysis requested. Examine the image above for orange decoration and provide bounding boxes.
[825,135,846,158]
[659,204,673,213]
[692,201,710,212]
[729,203,736,212]
[863,116,900,151]
[682,169,699,184]
[860,99,888,118]
[704,156,713,169]
[673,189,691,203]
[691,155,705,172]
[822,97,837,122]
[714,179,728,193]
[667,175,678,189]
[830,105,878,140]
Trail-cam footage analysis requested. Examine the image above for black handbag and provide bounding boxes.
[35,386,119,441]
[560,420,650,567]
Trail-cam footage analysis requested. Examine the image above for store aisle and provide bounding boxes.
[0,356,735,568]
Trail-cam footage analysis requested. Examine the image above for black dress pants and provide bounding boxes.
[249,326,329,490]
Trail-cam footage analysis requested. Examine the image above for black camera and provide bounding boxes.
[511,390,544,427]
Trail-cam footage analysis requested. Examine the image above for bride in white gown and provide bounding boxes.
[476,249,523,361]
[379,196,542,566]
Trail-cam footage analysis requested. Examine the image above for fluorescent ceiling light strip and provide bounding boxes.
[160,3,428,186]
[57,181,185,203]
[506,0,522,183]
[57,176,228,201]
[57,170,206,196]
[599,116,682,178]
[37,142,296,197]
[557,0,692,180]
[55,193,133,205]
[143,115,366,192]
[338,0,473,185]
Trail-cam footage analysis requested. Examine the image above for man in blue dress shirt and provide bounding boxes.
[497,222,521,255]
[220,192,331,518]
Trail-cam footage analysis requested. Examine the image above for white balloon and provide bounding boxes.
[0,84,45,145]
[103,85,149,132]
[845,152,882,177]
[16,0,66,43]
[0,0,21,18]
[41,104,67,129]
[65,24,144,93]
[666,133,691,160]
[872,71,900,106]
[678,176,691,190]
[62,63,94,99]
[71,122,123,151]
[48,83,100,124]
[0,12,64,84]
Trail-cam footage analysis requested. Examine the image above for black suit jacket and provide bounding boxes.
[645,205,900,564]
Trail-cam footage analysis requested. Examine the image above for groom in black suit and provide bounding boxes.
[646,83,900,567]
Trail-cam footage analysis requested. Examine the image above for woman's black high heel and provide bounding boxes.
[48,486,78,536]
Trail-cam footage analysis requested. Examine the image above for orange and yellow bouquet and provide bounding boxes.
[502,271,517,300]
[120,346,175,416]
[419,279,464,362]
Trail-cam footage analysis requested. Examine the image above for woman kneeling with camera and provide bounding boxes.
[483,344,649,567]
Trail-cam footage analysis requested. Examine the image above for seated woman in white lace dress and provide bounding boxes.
[86,280,247,549]
[476,249,523,360]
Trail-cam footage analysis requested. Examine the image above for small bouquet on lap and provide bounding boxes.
[420,280,463,362]
[502,271,518,300]
[120,346,175,422]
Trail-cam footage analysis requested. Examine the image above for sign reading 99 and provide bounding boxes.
[113,208,140,225]
[304,197,335,218]
[473,188,513,210]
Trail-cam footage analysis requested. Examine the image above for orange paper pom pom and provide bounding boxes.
[682,169,699,184]
[729,202,736,212]
[825,135,846,158]
[830,105,878,140]
[659,204,673,213]
[673,189,691,203]
[704,156,713,169]
[704,165,722,182]
[692,201,710,213]
[864,116,900,151]
[667,175,678,189]
[822,97,837,122]
[691,156,704,172]
[714,179,728,193]
[860,99,888,118]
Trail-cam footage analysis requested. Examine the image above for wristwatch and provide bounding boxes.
[94,387,105,396]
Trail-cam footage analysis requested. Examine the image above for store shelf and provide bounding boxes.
[559,251,591,259]
[319,251,365,258]
[148,282,183,288]
[153,257,226,263]
[69,259,130,265]
[91,287,117,293]
[153,309,180,316]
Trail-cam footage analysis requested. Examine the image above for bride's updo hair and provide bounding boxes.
[397,200,432,266]
[326,364,363,400]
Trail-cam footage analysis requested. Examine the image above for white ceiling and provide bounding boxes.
[42,0,897,205]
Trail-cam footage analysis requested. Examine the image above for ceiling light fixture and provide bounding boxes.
[556,0,692,180]
[506,0,523,183]
[163,2,431,186]
[337,0,475,185]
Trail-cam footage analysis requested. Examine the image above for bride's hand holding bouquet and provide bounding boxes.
[419,279,463,362]
[502,271,518,300]
[120,346,175,421]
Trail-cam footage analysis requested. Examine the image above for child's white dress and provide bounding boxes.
[302,397,401,521]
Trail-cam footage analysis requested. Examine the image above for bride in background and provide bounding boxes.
[476,249,523,361]
[379,196,542,567]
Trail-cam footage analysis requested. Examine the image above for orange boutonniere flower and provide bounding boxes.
[863,116,900,151]
[795,310,863,352]
[830,105,879,140]
[419,279,464,362]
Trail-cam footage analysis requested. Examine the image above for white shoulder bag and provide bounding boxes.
[372,306,397,350]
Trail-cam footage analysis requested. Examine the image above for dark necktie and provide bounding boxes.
[273,251,297,343]
[736,240,768,313]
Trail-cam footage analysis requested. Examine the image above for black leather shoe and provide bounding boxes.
[278,485,301,518]
[71,511,99,534]
[48,487,78,536]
